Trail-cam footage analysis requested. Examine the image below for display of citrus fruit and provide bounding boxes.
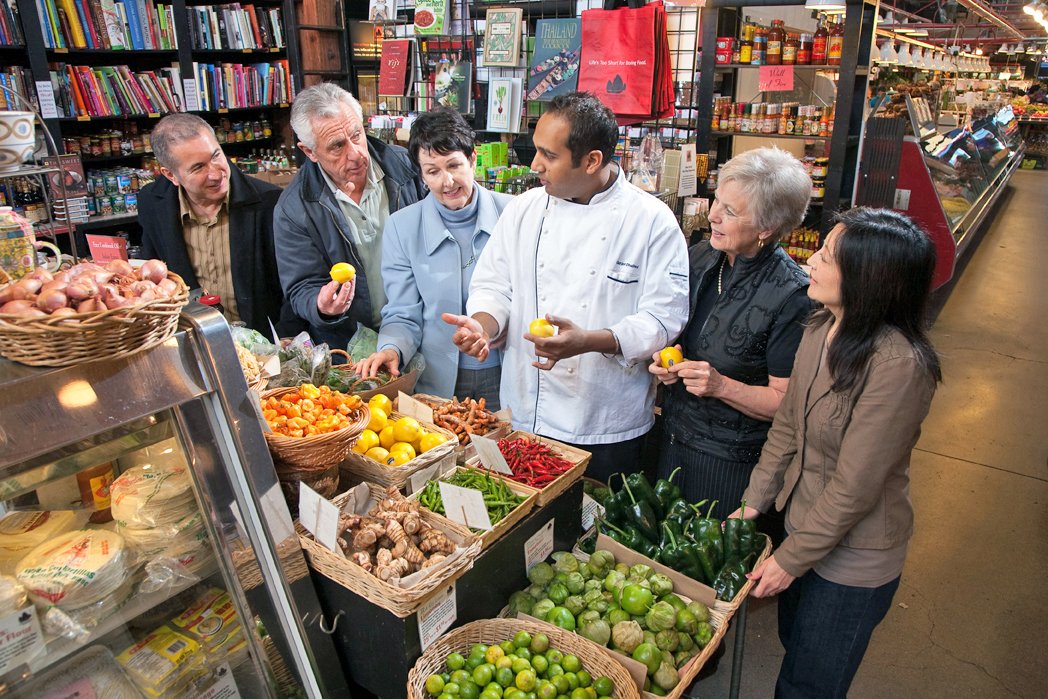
[393,417,423,443]
[390,442,417,459]
[386,451,413,467]
[367,409,388,433]
[368,394,392,418]
[364,446,390,463]
[353,429,379,454]
[419,433,448,453]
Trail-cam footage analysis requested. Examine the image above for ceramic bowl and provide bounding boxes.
[0,112,36,172]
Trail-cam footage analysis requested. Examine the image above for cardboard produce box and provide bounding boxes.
[248,168,299,187]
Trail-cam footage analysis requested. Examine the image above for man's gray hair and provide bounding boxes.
[291,83,364,151]
[719,147,812,242]
[151,113,216,171]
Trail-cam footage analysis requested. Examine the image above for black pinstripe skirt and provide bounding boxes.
[656,432,758,522]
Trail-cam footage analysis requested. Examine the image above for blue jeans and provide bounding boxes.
[776,570,900,699]
[453,366,502,411]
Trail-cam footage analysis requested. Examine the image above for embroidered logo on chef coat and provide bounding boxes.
[608,260,641,284]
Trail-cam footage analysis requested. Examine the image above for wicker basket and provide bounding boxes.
[260,386,370,468]
[249,376,269,393]
[407,618,642,699]
[339,411,458,491]
[0,271,189,367]
[712,533,773,614]
[467,431,591,506]
[408,467,539,550]
[297,483,482,618]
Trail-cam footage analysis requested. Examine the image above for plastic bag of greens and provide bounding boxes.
[230,327,278,356]
[346,323,378,364]
[270,333,316,388]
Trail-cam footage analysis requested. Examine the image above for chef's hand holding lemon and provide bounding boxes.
[525,315,601,371]
[318,263,356,317]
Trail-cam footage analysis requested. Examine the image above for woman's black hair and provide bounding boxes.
[407,106,476,169]
[813,207,942,393]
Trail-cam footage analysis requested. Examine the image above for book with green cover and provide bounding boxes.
[481,8,521,67]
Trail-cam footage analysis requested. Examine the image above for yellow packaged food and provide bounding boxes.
[116,625,205,697]
[169,587,241,652]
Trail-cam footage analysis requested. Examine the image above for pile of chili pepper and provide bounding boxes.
[416,468,526,529]
[491,437,576,489]
[592,468,765,602]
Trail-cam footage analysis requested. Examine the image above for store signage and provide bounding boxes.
[35,82,58,119]
[677,143,698,197]
[0,606,44,676]
[758,65,793,92]
[471,433,513,475]
[524,519,555,571]
[186,664,241,699]
[581,494,605,531]
[299,482,341,553]
[418,583,457,651]
[439,482,493,531]
[86,235,128,262]
[398,392,434,424]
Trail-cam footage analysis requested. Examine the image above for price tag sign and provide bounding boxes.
[524,519,555,571]
[472,433,513,475]
[185,663,242,699]
[35,81,59,119]
[409,461,442,495]
[581,494,605,531]
[418,583,457,651]
[398,392,434,424]
[677,143,698,197]
[0,606,44,676]
[439,482,492,531]
[758,65,794,92]
[184,79,200,111]
[77,115,90,122]
[299,482,341,553]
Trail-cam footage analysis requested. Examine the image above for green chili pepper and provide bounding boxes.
[621,477,660,543]
[738,500,758,560]
[601,475,629,526]
[625,472,664,521]
[658,522,705,582]
[722,503,745,560]
[686,501,724,573]
[653,467,683,512]
[690,540,718,585]
[712,553,754,602]
[664,498,702,530]
[596,517,631,547]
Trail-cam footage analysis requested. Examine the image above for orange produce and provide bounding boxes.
[261,383,364,437]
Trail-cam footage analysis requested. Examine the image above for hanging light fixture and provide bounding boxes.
[934,52,945,70]
[804,0,846,10]
[916,48,928,68]
[881,42,899,64]
[898,43,913,66]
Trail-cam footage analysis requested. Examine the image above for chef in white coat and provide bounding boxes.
[442,92,689,483]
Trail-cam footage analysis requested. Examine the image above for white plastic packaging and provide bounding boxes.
[15,529,129,610]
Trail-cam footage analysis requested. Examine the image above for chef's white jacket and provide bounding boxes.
[466,169,689,445]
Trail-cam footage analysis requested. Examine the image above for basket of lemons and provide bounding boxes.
[339,394,459,492]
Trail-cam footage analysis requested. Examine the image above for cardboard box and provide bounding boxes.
[248,168,299,188]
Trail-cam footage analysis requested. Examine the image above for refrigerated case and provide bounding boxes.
[0,306,350,699]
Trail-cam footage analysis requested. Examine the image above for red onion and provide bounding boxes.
[37,289,69,313]
[0,300,36,314]
[105,259,135,277]
[139,259,168,284]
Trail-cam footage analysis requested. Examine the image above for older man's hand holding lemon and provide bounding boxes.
[318,263,357,317]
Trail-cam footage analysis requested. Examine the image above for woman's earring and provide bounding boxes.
[758,237,765,249]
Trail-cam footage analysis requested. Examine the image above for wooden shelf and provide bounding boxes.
[191,47,287,54]
[47,48,178,55]
[298,24,345,31]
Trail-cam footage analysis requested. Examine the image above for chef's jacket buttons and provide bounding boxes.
[589,269,595,275]
[600,236,606,241]
[540,295,546,301]
[539,263,545,268]
[581,303,588,309]
[567,367,575,374]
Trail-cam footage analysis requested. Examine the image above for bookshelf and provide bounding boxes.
[3,0,301,249]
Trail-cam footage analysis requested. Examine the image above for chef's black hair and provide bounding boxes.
[407,106,475,169]
[545,92,618,169]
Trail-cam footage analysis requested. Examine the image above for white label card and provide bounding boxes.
[183,78,200,111]
[678,143,698,198]
[398,392,434,424]
[581,494,605,531]
[299,482,341,553]
[524,519,555,571]
[247,389,272,433]
[185,663,241,699]
[438,482,492,531]
[260,483,295,545]
[418,582,457,651]
[472,433,513,475]
[35,82,58,119]
[0,606,44,676]
[409,461,442,495]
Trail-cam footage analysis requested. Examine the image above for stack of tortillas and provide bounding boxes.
[15,529,129,610]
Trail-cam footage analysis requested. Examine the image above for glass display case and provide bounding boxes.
[923,127,990,227]
[0,307,350,699]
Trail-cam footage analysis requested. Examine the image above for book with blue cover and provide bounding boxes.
[527,18,580,102]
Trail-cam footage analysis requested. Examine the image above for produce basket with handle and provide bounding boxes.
[0,271,190,367]
[260,386,370,468]
[339,410,458,491]
[297,482,482,618]
[467,431,590,506]
[407,618,642,699]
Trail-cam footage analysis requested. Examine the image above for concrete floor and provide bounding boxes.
[691,170,1048,698]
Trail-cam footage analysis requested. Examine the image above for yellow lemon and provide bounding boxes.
[368,394,392,418]
[364,447,390,463]
[366,409,388,433]
[353,429,379,454]
[386,451,413,467]
[529,318,555,338]
[419,433,448,453]
[659,347,685,369]
[393,417,423,443]
[330,262,356,284]
[379,425,398,450]
[390,442,417,459]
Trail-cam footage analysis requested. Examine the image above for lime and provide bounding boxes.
[576,671,591,689]
[530,634,550,654]
[442,674,452,685]
[452,671,472,685]
[584,688,597,699]
[561,656,580,674]
[511,657,531,675]
[439,694,453,699]
[552,675,570,695]
[546,663,564,678]
[459,681,480,699]
[486,647,505,665]
[593,677,613,697]
[474,664,494,687]
[448,654,466,671]
[514,630,533,648]
[570,689,589,699]
[466,656,485,672]
[427,675,446,696]
[500,641,516,656]
[496,667,515,688]
[471,645,489,658]
[515,670,538,692]
[536,681,557,699]
[531,655,549,675]
[444,683,461,696]
[546,649,564,665]
[563,673,579,691]
[497,657,514,670]
[484,682,504,697]
[515,648,532,662]
[481,692,500,699]
[503,688,521,699]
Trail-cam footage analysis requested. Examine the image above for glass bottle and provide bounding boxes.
[766,19,784,65]
[739,39,753,64]
[783,33,799,65]
[751,28,766,65]
[812,15,828,65]
[827,18,844,66]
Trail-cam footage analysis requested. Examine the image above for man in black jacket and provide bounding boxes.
[274,83,425,352]
[140,113,303,336]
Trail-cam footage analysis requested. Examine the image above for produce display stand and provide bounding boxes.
[309,480,585,699]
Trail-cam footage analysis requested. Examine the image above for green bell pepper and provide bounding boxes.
[663,498,701,530]
[712,553,754,602]
[652,467,683,512]
[658,522,705,582]
[621,478,660,543]
[625,472,664,521]
[686,501,724,573]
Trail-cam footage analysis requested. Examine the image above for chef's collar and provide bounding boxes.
[567,163,621,205]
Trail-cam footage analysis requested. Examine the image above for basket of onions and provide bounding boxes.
[0,258,190,367]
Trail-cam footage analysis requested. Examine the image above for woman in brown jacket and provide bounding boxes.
[732,208,941,698]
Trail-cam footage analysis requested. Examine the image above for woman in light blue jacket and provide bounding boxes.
[357,108,512,408]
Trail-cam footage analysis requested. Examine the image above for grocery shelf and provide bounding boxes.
[709,131,832,140]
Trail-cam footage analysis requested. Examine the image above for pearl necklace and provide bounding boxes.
[717,256,727,295]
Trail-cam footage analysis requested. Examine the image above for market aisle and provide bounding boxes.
[693,170,1048,698]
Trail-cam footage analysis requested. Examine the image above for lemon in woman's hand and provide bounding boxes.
[659,347,684,369]
[330,263,356,284]
[529,318,555,338]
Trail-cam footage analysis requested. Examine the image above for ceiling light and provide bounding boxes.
[804,0,846,10]
[881,42,899,64]
[975,47,983,55]
[1025,4,1035,13]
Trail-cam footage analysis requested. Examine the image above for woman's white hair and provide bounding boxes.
[718,147,812,241]
[290,83,364,151]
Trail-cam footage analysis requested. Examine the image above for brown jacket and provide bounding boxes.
[743,317,937,578]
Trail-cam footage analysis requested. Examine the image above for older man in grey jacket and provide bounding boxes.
[274,83,425,352]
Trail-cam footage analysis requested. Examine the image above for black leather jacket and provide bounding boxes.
[664,241,812,463]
